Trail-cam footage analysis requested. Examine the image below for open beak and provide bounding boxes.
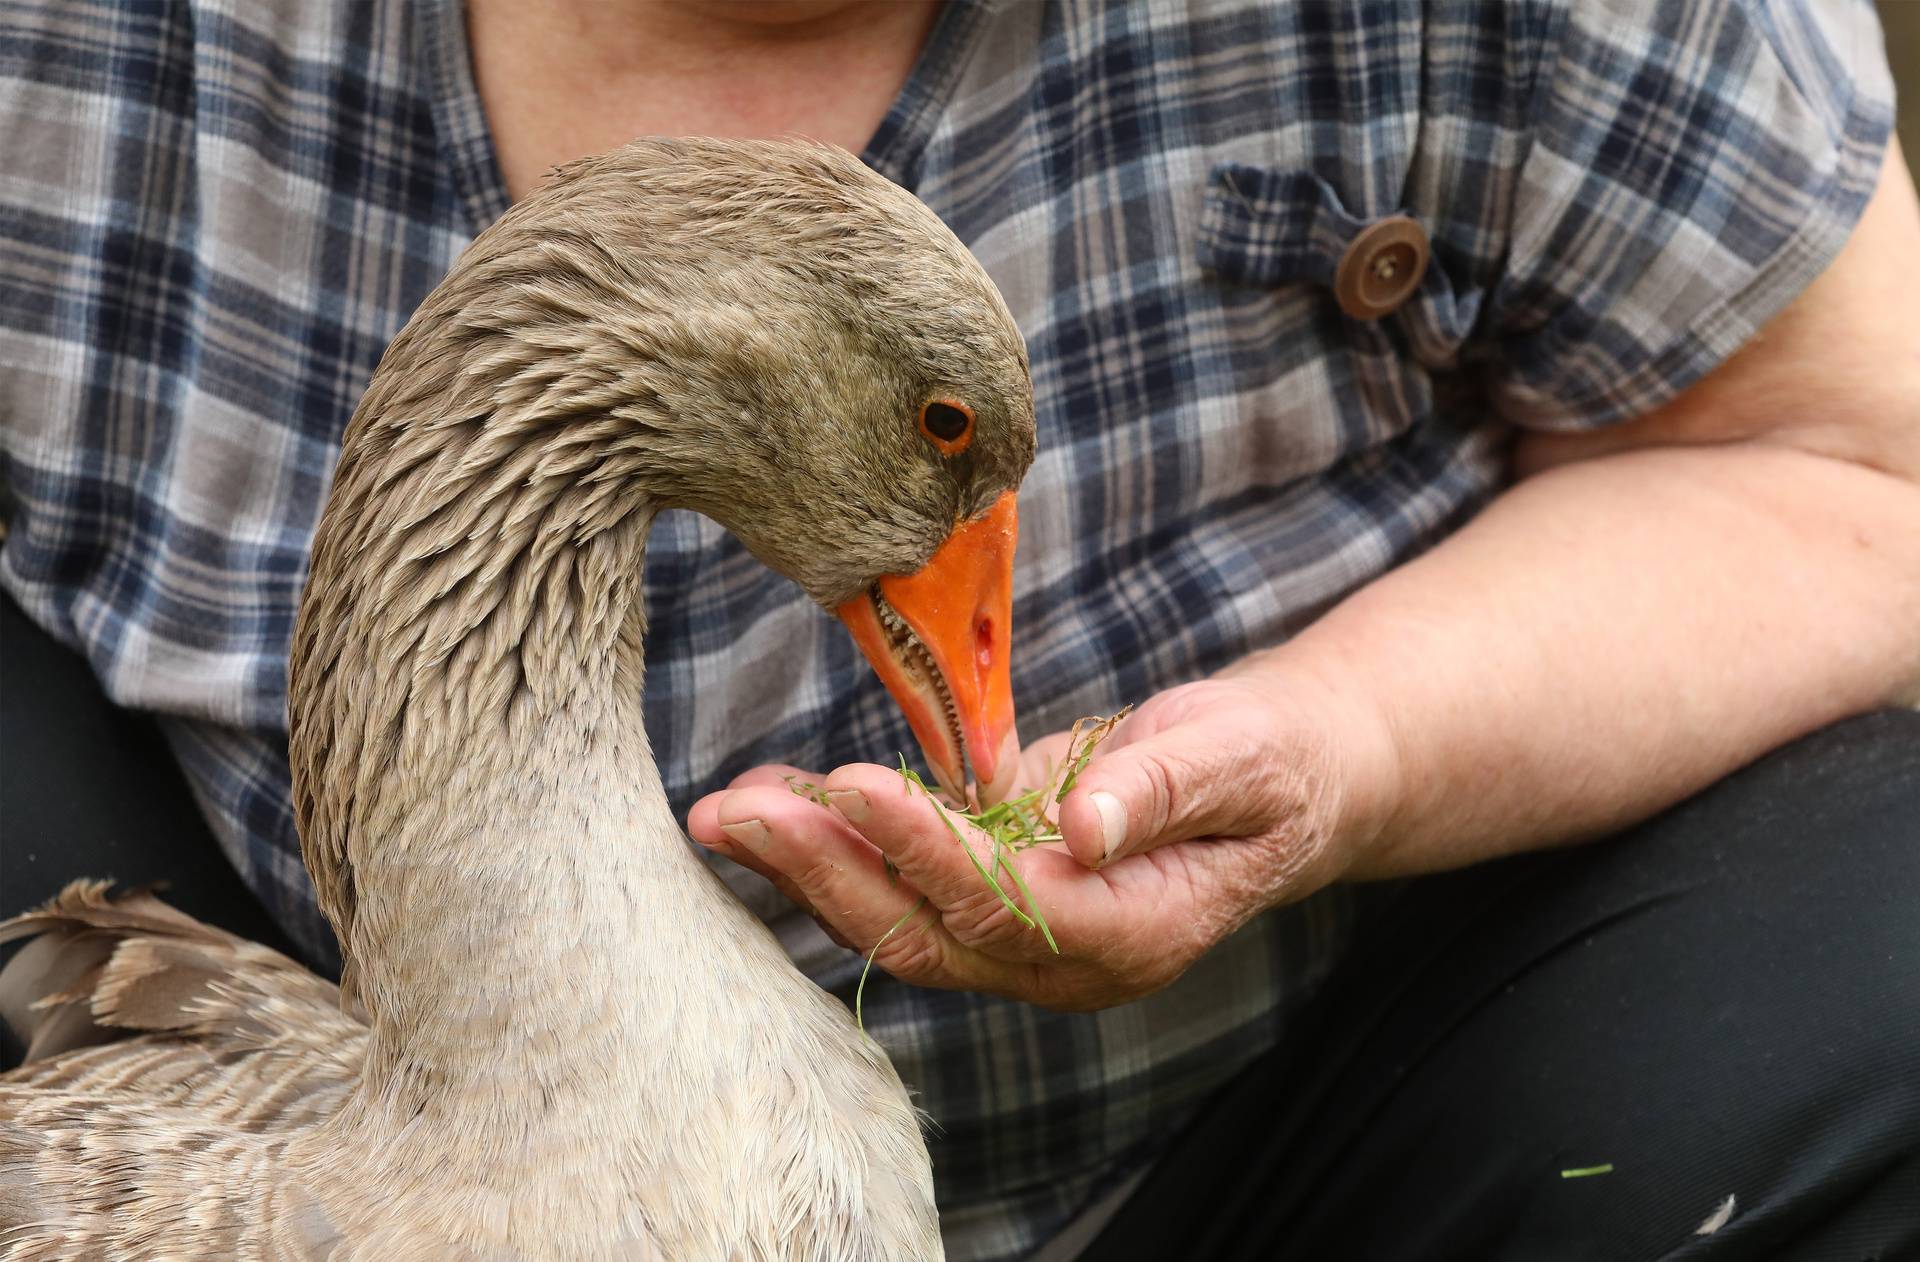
[835,491,1020,805]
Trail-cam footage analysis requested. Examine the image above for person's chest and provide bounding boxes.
[463,0,942,203]
[18,0,1510,804]
[639,3,1516,815]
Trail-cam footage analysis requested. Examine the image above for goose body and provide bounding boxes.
[0,138,1036,1260]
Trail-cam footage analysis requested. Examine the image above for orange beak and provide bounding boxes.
[835,491,1020,805]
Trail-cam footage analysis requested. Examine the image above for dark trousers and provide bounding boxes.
[5,595,1917,1258]
[1087,708,1920,1261]
[0,593,303,1008]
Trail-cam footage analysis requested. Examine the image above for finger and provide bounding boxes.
[711,783,930,948]
[820,763,1112,958]
[687,792,730,846]
[695,828,864,954]
[692,827,818,915]
[710,783,1045,992]
[688,763,821,844]
[819,764,1029,909]
[1057,727,1270,867]
[861,899,1042,1000]
[730,762,822,791]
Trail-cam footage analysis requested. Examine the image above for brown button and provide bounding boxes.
[1333,216,1429,320]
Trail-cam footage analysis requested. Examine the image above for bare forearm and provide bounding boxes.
[1243,441,1920,878]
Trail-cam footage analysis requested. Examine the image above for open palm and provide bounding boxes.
[687,675,1379,1011]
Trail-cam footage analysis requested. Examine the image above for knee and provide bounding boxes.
[1438,710,1920,1254]
[1645,708,1920,876]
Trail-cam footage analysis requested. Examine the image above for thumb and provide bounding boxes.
[1057,730,1265,868]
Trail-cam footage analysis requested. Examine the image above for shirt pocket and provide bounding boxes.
[1195,162,1478,469]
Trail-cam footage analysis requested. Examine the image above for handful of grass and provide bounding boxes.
[787,708,1130,1032]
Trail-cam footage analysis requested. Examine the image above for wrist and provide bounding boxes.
[1217,642,1406,885]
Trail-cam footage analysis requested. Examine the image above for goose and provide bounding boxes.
[0,136,1035,1260]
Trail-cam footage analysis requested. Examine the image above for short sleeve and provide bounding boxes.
[1484,0,1895,431]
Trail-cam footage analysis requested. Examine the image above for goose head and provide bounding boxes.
[640,141,1036,804]
[364,137,1038,802]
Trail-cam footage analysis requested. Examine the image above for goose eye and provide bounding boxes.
[917,399,975,455]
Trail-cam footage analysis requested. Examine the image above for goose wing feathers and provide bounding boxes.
[0,881,364,1125]
[0,884,371,1257]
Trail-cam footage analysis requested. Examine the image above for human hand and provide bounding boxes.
[687,666,1397,1011]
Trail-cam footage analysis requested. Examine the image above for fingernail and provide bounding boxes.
[826,788,870,822]
[1092,791,1129,864]
[720,819,771,852]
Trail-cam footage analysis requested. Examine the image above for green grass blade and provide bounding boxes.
[939,799,1037,929]
[856,897,927,1036]
[998,848,1058,954]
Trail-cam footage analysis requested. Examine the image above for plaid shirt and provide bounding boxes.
[0,0,1891,1256]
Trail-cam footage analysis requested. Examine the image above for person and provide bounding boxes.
[2,1,1915,1257]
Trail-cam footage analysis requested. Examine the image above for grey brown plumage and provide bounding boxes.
[1,881,361,1105]
[0,137,1035,1260]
